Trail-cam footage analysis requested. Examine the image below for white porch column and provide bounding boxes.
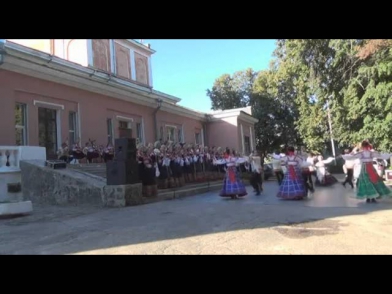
[148,57,153,88]
[77,103,82,144]
[240,124,245,154]
[249,126,254,151]
[87,39,93,67]
[130,49,136,81]
[109,39,116,74]
[141,117,146,144]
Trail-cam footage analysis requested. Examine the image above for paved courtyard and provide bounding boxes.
[2,175,392,255]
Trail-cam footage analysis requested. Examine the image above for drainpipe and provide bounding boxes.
[153,99,163,141]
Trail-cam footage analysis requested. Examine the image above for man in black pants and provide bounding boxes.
[271,151,284,185]
[249,152,263,195]
[342,149,355,188]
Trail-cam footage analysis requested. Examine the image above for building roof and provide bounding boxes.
[0,41,258,124]
[127,39,156,54]
[209,106,258,124]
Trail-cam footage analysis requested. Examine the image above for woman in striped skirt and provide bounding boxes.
[277,146,308,200]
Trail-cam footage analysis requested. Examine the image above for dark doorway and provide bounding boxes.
[38,107,58,159]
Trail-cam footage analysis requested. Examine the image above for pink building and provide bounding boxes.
[0,39,258,158]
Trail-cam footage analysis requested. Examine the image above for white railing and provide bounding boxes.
[0,146,46,173]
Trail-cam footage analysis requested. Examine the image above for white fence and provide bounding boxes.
[0,146,46,173]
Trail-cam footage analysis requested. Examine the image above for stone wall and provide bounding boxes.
[20,160,142,208]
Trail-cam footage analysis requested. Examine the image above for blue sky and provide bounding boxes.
[144,39,277,112]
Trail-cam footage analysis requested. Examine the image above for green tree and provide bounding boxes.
[207,39,392,154]
[207,68,257,110]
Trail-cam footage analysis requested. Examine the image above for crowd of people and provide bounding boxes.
[56,137,392,203]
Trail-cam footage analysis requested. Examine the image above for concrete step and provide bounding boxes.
[146,181,223,204]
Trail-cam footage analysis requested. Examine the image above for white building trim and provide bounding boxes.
[141,117,145,144]
[116,115,134,122]
[165,124,177,129]
[33,100,65,110]
[181,125,185,143]
[56,110,62,150]
[240,124,245,154]
[77,103,82,144]
[32,100,63,150]
[54,39,65,58]
[130,49,136,81]
[109,39,116,74]
[249,126,254,151]
[126,39,156,54]
[211,110,259,124]
[148,57,153,88]
[87,39,93,67]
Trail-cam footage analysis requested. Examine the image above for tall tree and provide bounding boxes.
[207,39,392,154]
[252,69,302,153]
[345,40,392,151]
[207,68,257,110]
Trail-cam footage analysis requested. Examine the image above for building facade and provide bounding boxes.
[0,39,258,158]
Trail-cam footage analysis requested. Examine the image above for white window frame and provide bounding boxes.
[136,122,143,143]
[177,128,183,143]
[165,124,177,142]
[119,120,132,129]
[195,130,201,145]
[34,100,64,149]
[68,111,77,146]
[244,135,251,155]
[15,103,28,146]
[107,118,114,145]
[249,126,254,151]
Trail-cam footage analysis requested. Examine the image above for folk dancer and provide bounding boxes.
[342,149,355,189]
[249,151,263,195]
[306,152,318,183]
[352,146,363,186]
[300,162,315,196]
[271,151,285,185]
[292,149,316,195]
[314,155,338,186]
[219,149,248,199]
[341,140,392,203]
[276,146,308,200]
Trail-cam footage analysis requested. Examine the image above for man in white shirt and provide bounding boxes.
[271,151,284,185]
[249,151,263,195]
[342,149,355,188]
